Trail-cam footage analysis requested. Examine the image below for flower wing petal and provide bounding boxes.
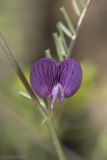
[58,59,82,98]
[30,58,57,98]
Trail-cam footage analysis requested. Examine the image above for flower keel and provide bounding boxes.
[51,83,64,110]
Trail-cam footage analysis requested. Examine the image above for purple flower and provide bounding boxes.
[30,58,82,110]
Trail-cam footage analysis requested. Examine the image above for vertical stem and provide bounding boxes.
[46,118,65,160]
[0,34,47,118]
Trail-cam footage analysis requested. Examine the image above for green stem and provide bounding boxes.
[46,117,65,160]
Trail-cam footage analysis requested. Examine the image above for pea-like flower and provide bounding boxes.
[30,58,82,110]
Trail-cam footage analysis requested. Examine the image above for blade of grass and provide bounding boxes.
[71,0,81,16]
[57,22,73,38]
[19,91,31,100]
[53,32,64,61]
[58,36,66,56]
[60,7,75,34]
[57,22,68,52]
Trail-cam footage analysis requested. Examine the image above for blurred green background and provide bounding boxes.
[0,0,107,160]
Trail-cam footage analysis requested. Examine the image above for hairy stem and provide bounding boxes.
[67,0,92,58]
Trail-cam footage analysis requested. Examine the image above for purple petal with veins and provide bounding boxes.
[58,59,82,97]
[30,58,82,109]
[30,58,57,98]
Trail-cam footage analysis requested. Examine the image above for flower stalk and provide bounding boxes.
[46,117,65,160]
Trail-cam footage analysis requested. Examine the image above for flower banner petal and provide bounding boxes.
[30,58,57,98]
[58,59,82,98]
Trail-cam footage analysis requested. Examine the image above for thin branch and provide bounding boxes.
[0,33,47,118]
[67,0,92,58]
